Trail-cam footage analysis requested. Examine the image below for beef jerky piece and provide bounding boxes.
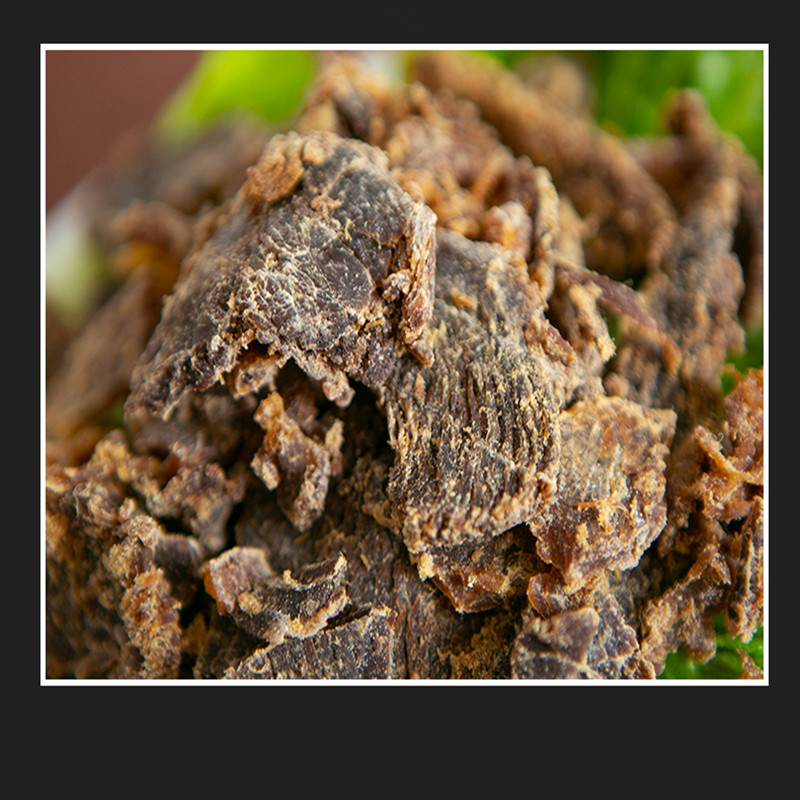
[413,525,545,614]
[234,477,318,574]
[356,443,546,614]
[514,54,595,118]
[88,121,270,244]
[301,58,559,273]
[413,51,677,279]
[733,154,764,330]
[379,228,575,552]
[127,385,261,471]
[724,496,763,643]
[297,55,397,143]
[250,389,343,531]
[545,267,617,398]
[510,606,601,680]
[631,94,763,330]
[46,265,164,464]
[102,200,194,294]
[445,611,518,679]
[658,368,763,558]
[606,91,746,430]
[534,396,675,591]
[307,458,502,678]
[382,83,551,248]
[92,430,245,555]
[46,462,182,679]
[695,368,764,522]
[202,547,348,645]
[125,130,437,420]
[639,535,732,675]
[523,569,656,679]
[224,606,399,680]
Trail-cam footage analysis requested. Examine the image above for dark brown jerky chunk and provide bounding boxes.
[203,547,349,645]
[523,571,656,680]
[224,606,399,679]
[413,51,677,279]
[125,130,436,420]
[45,460,182,679]
[534,396,675,590]
[510,606,601,679]
[379,228,574,552]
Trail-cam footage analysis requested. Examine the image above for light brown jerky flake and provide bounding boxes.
[46,463,182,679]
[224,606,399,680]
[125,130,437,421]
[203,547,349,645]
[639,536,732,675]
[413,51,677,279]
[250,388,343,531]
[696,368,764,521]
[724,495,764,643]
[379,228,575,552]
[93,429,245,555]
[534,396,675,590]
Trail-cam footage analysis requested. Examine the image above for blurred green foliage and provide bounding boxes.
[485,49,764,168]
[157,50,318,141]
[660,617,763,679]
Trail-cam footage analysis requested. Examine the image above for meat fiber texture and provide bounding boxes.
[45,51,764,681]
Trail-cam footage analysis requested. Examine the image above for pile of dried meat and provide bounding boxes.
[45,51,765,680]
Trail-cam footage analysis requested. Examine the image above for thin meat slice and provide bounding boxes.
[126,130,437,420]
[379,228,577,553]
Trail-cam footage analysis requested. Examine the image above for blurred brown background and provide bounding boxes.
[45,49,201,213]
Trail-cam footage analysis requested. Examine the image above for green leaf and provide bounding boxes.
[589,49,763,167]
[157,50,317,141]
[659,618,763,679]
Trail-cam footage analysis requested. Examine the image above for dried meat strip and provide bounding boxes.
[300,57,559,274]
[534,396,675,591]
[45,457,183,679]
[379,228,575,553]
[639,536,732,674]
[202,547,349,645]
[125,130,437,421]
[606,91,747,430]
[225,606,400,679]
[413,51,677,279]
